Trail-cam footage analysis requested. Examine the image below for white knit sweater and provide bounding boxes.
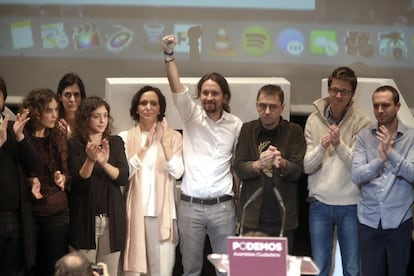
[304,97,372,205]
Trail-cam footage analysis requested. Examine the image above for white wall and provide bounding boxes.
[105,77,290,133]
[321,78,414,128]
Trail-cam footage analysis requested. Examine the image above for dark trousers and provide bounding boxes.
[32,208,69,276]
[0,211,24,276]
[359,219,413,276]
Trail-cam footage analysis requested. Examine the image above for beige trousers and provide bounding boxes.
[80,215,121,276]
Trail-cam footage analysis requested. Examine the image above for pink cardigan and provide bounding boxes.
[123,125,183,275]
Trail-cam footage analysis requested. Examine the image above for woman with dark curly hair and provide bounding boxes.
[21,88,71,276]
[67,96,128,276]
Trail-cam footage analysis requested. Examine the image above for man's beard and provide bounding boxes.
[204,103,217,114]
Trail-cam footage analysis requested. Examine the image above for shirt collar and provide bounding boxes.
[325,105,349,125]
[202,109,227,123]
[370,120,406,139]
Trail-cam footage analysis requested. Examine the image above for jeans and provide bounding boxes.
[178,199,236,276]
[309,201,359,276]
[0,211,23,276]
[32,208,70,276]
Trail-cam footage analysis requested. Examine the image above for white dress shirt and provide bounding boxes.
[173,87,242,198]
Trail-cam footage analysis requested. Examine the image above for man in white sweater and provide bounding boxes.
[304,67,371,276]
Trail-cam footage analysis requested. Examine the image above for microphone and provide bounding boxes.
[240,187,263,236]
[273,187,286,237]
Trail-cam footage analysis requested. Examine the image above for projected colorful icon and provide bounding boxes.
[276,29,305,56]
[344,31,374,58]
[10,20,34,49]
[209,27,235,57]
[72,23,102,51]
[106,25,133,52]
[173,24,202,54]
[242,25,271,57]
[310,30,338,56]
[41,22,68,49]
[378,31,407,60]
[143,23,165,52]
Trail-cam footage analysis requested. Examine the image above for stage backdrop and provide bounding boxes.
[105,77,290,133]
[321,78,414,128]
[1,1,413,115]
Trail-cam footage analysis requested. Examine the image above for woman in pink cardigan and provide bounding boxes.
[119,85,184,276]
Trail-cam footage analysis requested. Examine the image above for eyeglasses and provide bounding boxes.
[328,87,353,96]
[257,103,279,112]
[63,92,81,99]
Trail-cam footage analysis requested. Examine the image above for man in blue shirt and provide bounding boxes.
[352,85,414,276]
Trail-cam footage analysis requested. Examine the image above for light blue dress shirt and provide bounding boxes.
[352,122,414,229]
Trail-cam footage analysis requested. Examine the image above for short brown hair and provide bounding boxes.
[328,66,358,92]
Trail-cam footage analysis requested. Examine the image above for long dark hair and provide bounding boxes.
[21,88,58,134]
[57,72,86,117]
[21,88,67,175]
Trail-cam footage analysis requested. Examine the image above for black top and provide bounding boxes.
[0,136,21,210]
[0,120,39,269]
[256,125,281,235]
[29,128,70,216]
[67,135,128,252]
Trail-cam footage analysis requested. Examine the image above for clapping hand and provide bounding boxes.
[58,119,69,137]
[321,124,340,149]
[54,171,66,191]
[321,133,331,149]
[270,146,283,169]
[86,139,110,166]
[376,125,393,161]
[31,177,43,199]
[13,109,30,142]
[137,123,157,161]
[329,124,340,148]
[256,145,277,170]
[158,118,167,143]
[96,139,110,166]
[159,119,174,160]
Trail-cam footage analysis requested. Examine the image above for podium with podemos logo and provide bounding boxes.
[208,236,319,276]
[229,236,287,275]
